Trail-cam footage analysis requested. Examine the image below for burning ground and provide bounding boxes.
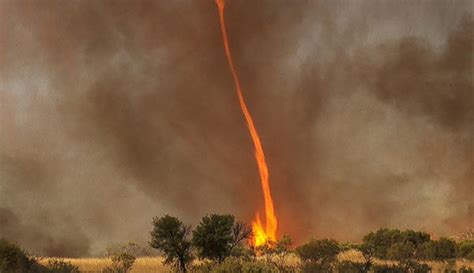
[0,0,472,256]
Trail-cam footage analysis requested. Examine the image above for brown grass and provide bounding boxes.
[40,257,168,273]
[39,252,473,273]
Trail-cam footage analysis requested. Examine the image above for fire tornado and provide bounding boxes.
[214,0,278,247]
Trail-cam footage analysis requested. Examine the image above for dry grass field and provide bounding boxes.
[40,257,168,273]
[39,251,473,273]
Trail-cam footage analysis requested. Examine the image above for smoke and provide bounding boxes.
[0,0,472,255]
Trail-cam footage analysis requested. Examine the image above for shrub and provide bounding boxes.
[362,229,430,260]
[335,260,366,273]
[354,258,430,273]
[190,257,278,273]
[388,241,416,260]
[399,260,431,273]
[296,238,340,265]
[258,234,293,272]
[0,238,47,273]
[299,261,333,273]
[241,260,280,273]
[102,251,135,273]
[296,238,340,273]
[457,240,474,260]
[442,259,457,273]
[362,229,403,259]
[371,261,431,273]
[46,259,80,273]
[229,244,255,261]
[436,238,458,260]
[401,230,431,251]
[422,238,457,260]
[208,258,244,273]
[149,215,193,273]
[339,242,358,252]
[372,264,407,273]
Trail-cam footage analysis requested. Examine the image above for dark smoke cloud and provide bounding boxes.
[0,0,472,255]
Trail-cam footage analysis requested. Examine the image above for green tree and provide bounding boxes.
[192,214,251,263]
[149,215,193,273]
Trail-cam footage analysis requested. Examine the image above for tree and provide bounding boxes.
[192,214,251,263]
[362,228,430,260]
[149,215,193,273]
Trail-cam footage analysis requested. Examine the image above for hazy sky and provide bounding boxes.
[0,0,472,256]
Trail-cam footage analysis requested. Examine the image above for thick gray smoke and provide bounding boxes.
[0,0,472,256]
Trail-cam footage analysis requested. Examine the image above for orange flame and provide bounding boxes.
[214,0,277,247]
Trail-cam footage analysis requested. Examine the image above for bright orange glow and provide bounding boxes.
[215,0,277,247]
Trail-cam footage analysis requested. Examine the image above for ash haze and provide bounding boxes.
[0,0,472,256]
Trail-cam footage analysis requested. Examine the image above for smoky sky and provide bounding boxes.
[0,0,472,256]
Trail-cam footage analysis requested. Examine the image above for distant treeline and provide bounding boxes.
[348,228,474,261]
[1,214,473,273]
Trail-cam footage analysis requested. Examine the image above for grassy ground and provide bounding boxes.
[40,257,168,273]
[40,251,473,273]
